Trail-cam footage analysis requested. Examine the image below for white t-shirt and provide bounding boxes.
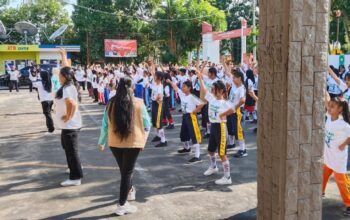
[253,76,259,91]
[9,70,20,81]
[109,90,116,99]
[164,85,170,97]
[178,90,203,113]
[92,75,98,89]
[203,75,218,90]
[229,84,246,108]
[327,74,342,95]
[54,85,82,129]
[75,70,84,82]
[32,81,53,102]
[151,83,163,101]
[204,92,233,123]
[324,114,350,173]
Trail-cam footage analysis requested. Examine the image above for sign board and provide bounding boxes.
[339,55,345,66]
[213,28,252,41]
[104,40,137,58]
[0,45,39,52]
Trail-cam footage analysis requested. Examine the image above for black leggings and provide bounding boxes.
[110,147,141,206]
[41,101,54,132]
[163,97,173,122]
[61,129,83,180]
[93,88,98,101]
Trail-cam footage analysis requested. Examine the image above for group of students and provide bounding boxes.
[323,64,350,216]
[96,58,259,215]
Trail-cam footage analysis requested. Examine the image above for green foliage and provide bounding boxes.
[0,0,73,44]
[330,0,350,54]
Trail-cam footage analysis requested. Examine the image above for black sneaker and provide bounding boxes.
[166,124,175,130]
[188,157,202,164]
[155,141,168,148]
[204,133,210,139]
[151,136,161,142]
[233,149,248,158]
[227,144,236,149]
[178,148,191,154]
[344,207,350,216]
[245,116,250,121]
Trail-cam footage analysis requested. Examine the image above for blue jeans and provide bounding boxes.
[144,88,150,108]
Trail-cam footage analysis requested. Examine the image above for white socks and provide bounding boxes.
[228,135,236,145]
[183,141,190,150]
[222,160,230,178]
[210,155,217,168]
[158,129,166,143]
[239,140,246,151]
[206,123,211,134]
[194,144,200,158]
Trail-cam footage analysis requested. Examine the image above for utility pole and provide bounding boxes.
[252,0,257,62]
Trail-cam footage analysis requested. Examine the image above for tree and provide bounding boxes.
[0,0,73,45]
[330,0,350,54]
[153,0,226,63]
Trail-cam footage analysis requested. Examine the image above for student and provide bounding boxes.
[327,66,349,107]
[8,66,21,92]
[323,97,350,216]
[55,48,83,187]
[92,70,99,103]
[86,67,94,97]
[163,72,175,129]
[32,70,55,133]
[197,70,234,185]
[167,79,204,163]
[200,64,219,139]
[98,77,151,216]
[327,66,342,98]
[227,70,248,158]
[98,73,105,105]
[148,62,167,147]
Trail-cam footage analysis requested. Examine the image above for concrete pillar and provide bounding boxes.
[257,0,330,219]
[202,33,220,64]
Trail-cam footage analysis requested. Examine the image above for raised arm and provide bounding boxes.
[197,70,208,100]
[166,79,179,93]
[59,48,70,68]
[327,66,341,86]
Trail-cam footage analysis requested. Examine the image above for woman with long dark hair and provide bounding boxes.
[98,77,151,216]
[55,49,83,187]
[32,70,55,133]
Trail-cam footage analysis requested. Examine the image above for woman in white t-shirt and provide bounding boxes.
[55,49,83,187]
[323,97,350,216]
[32,70,55,133]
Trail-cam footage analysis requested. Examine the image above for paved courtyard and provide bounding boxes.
[0,89,347,220]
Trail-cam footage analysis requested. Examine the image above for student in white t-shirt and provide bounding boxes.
[167,79,204,163]
[197,70,234,185]
[323,97,350,216]
[8,67,21,92]
[32,70,55,133]
[55,48,83,187]
[227,70,247,157]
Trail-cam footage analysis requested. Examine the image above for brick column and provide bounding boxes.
[257,0,330,219]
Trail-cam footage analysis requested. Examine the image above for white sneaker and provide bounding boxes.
[215,176,232,185]
[203,166,219,176]
[127,186,136,201]
[60,179,81,187]
[115,201,137,216]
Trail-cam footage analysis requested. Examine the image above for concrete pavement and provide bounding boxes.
[0,90,346,220]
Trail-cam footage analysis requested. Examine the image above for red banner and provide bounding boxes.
[213,28,252,41]
[104,39,137,57]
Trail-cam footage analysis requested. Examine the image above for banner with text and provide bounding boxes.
[104,39,137,58]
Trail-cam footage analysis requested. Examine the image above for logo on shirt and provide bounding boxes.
[182,102,188,113]
[325,130,334,148]
[209,105,220,120]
